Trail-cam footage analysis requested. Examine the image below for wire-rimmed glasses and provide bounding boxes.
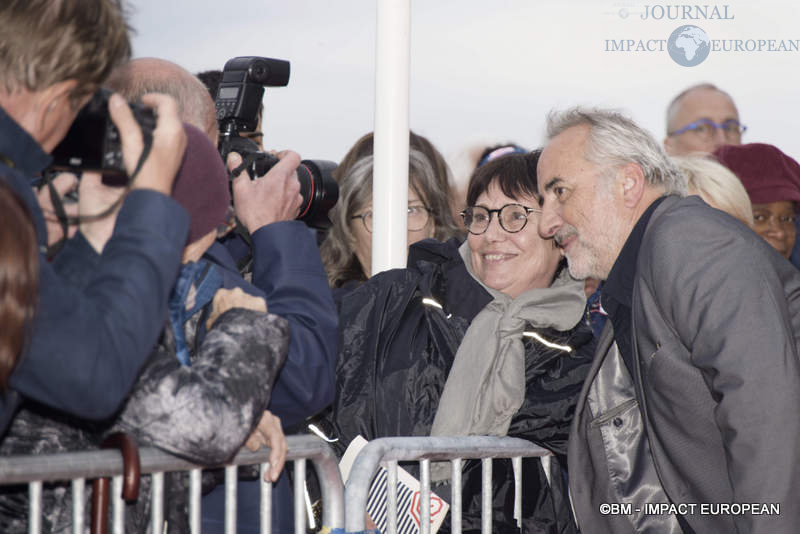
[667,118,746,142]
[350,204,431,233]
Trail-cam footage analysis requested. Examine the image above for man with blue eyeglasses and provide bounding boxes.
[663,83,745,156]
[665,83,800,269]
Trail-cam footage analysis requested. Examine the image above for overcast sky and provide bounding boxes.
[128,0,800,173]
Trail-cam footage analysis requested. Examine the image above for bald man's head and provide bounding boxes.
[663,83,741,156]
[106,58,218,143]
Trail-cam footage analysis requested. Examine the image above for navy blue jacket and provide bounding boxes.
[213,223,337,427]
[201,228,337,534]
[0,105,189,436]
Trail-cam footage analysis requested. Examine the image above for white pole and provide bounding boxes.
[372,0,411,275]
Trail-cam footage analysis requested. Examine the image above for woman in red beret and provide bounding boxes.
[714,143,800,259]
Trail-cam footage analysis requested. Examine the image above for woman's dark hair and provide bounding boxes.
[0,179,39,389]
[465,149,565,281]
[466,149,542,206]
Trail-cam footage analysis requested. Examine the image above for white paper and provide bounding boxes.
[340,436,449,534]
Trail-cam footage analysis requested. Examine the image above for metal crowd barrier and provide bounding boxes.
[0,434,344,534]
[343,436,552,534]
[0,434,551,534]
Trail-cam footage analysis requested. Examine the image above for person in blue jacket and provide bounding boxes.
[107,56,339,533]
[0,0,190,437]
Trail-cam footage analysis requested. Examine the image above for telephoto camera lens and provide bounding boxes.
[228,145,338,230]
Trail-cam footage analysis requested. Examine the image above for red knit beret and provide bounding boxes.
[172,124,231,244]
[713,143,800,210]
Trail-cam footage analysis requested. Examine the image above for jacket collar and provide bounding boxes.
[0,105,52,176]
[409,238,493,323]
[642,194,686,235]
[603,196,668,310]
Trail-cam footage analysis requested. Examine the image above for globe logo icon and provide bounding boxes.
[668,25,710,67]
[619,8,629,19]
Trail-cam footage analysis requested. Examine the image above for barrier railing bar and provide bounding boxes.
[189,468,201,533]
[481,458,491,534]
[295,436,345,530]
[451,458,462,534]
[224,465,236,534]
[112,475,124,534]
[344,436,551,532]
[420,458,430,534]
[72,478,85,534]
[512,456,522,528]
[294,458,306,534]
[151,471,164,534]
[260,463,272,534]
[387,459,398,534]
[0,436,343,531]
[29,480,41,534]
[0,436,333,482]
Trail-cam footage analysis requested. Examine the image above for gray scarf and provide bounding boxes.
[430,241,586,440]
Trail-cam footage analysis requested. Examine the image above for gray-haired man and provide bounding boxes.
[537,107,800,533]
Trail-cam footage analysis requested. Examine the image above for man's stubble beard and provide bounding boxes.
[563,204,621,281]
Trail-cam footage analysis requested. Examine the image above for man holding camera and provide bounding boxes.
[0,1,190,435]
[105,56,338,532]
[106,56,338,435]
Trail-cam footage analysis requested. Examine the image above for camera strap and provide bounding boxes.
[42,170,70,260]
[226,155,262,275]
[233,218,255,274]
[41,144,152,261]
[229,151,266,180]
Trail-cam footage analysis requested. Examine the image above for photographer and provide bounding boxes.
[107,57,338,532]
[107,56,338,433]
[0,126,290,533]
[0,0,190,434]
[217,149,337,534]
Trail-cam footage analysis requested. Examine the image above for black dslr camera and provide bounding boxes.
[50,88,155,186]
[216,56,338,229]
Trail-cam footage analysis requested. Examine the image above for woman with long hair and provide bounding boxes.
[0,178,39,389]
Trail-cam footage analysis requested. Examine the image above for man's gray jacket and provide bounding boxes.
[569,195,800,533]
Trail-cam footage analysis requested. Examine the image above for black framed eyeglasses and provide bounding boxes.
[460,203,540,235]
[351,204,431,234]
[668,118,746,141]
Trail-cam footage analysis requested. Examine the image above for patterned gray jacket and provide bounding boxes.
[0,307,289,533]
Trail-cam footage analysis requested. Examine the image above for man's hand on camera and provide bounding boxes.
[228,150,303,233]
[36,173,79,246]
[108,92,186,196]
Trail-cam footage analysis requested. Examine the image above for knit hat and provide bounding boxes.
[713,143,800,210]
[172,124,231,244]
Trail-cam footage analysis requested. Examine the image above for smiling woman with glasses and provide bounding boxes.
[325,150,595,533]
